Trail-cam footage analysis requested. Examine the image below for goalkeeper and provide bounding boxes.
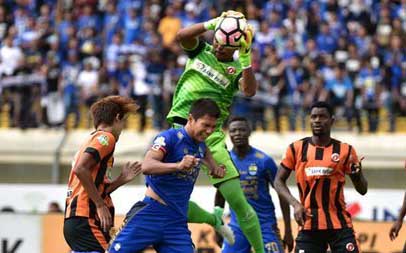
[166,11,265,253]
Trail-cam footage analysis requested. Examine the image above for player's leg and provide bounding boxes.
[192,131,264,253]
[218,178,264,253]
[63,217,108,252]
[262,225,284,253]
[222,225,251,253]
[108,198,163,253]
[328,228,360,253]
[295,230,328,253]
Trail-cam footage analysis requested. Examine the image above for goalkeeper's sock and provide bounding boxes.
[187,201,217,226]
[218,178,265,253]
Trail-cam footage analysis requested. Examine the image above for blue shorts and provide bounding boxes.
[107,196,194,253]
[222,223,283,253]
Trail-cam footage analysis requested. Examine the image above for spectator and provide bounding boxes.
[48,201,62,213]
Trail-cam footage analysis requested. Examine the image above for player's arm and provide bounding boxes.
[175,23,205,50]
[202,148,226,178]
[274,166,310,226]
[278,192,294,251]
[73,153,112,232]
[238,25,257,97]
[142,149,199,175]
[349,157,368,195]
[390,192,406,240]
[105,161,142,194]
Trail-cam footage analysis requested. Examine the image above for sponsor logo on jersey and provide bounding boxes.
[248,164,258,176]
[227,66,236,74]
[331,153,340,162]
[97,135,109,146]
[191,59,230,88]
[152,136,166,151]
[305,166,333,176]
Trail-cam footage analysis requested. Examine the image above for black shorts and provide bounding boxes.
[64,217,110,252]
[295,228,359,253]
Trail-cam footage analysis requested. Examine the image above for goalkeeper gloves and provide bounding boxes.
[239,24,254,69]
[203,10,245,31]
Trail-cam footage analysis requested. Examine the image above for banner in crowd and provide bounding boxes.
[0,184,404,222]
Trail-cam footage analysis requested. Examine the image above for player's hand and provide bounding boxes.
[96,202,112,233]
[177,155,200,170]
[239,24,254,69]
[222,10,245,18]
[350,156,364,174]
[389,220,403,241]
[210,164,226,178]
[120,161,142,183]
[283,231,294,252]
[293,202,312,227]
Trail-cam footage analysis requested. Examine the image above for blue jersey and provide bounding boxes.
[145,127,206,218]
[229,147,278,226]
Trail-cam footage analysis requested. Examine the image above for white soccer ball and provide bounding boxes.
[214,16,247,48]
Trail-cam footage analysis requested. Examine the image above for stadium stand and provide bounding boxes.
[0,0,405,133]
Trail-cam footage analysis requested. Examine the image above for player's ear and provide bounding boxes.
[188,114,194,123]
[331,115,336,124]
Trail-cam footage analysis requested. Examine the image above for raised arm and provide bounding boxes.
[349,158,368,195]
[238,25,257,97]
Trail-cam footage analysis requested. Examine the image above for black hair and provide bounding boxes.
[189,98,221,120]
[227,116,250,128]
[310,101,334,117]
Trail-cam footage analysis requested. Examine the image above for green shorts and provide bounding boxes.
[201,131,239,186]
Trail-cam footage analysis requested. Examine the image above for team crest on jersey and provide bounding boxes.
[345,242,355,251]
[331,153,340,162]
[227,66,236,74]
[152,136,166,151]
[97,135,109,146]
[248,164,258,176]
[177,131,184,140]
[183,148,189,154]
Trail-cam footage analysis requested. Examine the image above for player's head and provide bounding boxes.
[212,38,237,62]
[90,96,139,138]
[228,116,251,148]
[186,98,220,142]
[310,101,335,136]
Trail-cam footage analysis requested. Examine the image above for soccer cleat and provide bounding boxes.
[213,206,235,245]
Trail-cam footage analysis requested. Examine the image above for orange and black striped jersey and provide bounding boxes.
[281,137,359,231]
[65,131,116,219]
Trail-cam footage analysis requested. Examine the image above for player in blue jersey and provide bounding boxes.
[107,98,226,253]
[215,116,294,253]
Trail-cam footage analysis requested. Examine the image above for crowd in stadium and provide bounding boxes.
[0,0,405,132]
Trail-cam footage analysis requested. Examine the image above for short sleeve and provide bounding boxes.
[280,143,296,171]
[150,130,175,155]
[85,132,116,163]
[184,40,206,59]
[264,156,278,184]
[344,145,359,174]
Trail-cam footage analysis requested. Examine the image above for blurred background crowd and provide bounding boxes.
[0,0,406,133]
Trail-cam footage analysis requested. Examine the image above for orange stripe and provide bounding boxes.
[88,218,108,250]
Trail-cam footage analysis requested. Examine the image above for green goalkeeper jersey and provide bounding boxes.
[167,41,243,128]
